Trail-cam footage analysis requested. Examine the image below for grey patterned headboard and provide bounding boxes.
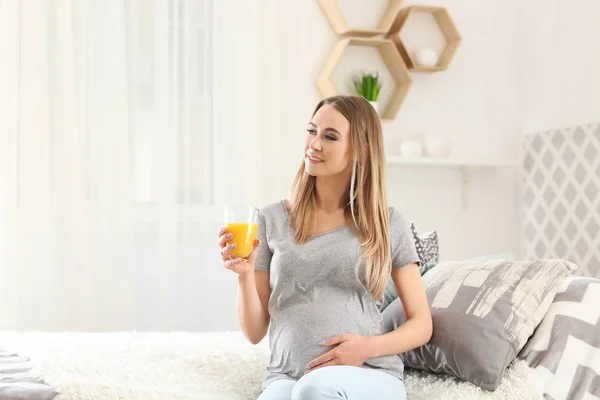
[522,122,600,277]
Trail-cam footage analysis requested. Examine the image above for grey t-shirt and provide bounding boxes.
[254,200,420,391]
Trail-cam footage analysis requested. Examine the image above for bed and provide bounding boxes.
[0,331,537,400]
[1,276,598,400]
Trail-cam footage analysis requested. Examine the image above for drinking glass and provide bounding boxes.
[223,205,260,259]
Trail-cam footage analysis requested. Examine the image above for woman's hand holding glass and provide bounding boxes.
[218,205,261,275]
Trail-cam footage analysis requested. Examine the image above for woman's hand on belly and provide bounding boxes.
[304,334,373,374]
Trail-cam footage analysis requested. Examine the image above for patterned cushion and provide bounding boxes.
[382,259,577,390]
[380,223,438,311]
[410,222,439,269]
[519,276,600,399]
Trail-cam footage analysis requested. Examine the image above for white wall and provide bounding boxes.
[516,0,600,134]
[243,0,522,263]
[212,0,523,331]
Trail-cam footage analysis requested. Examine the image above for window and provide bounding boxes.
[127,0,214,205]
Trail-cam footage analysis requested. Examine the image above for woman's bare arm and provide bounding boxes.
[237,270,271,344]
[368,263,433,357]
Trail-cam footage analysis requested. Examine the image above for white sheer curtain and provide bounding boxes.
[0,0,249,331]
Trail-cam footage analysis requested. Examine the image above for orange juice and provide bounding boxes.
[226,222,259,258]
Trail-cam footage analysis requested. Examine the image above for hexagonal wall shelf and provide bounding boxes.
[316,38,412,120]
[317,0,404,36]
[387,6,461,72]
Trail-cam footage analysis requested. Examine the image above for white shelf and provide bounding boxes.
[386,156,520,169]
[385,156,520,209]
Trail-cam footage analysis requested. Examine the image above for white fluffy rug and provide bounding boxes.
[0,331,542,400]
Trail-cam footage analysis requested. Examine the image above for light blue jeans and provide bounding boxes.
[257,366,407,400]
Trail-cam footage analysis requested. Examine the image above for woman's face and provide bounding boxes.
[304,105,353,178]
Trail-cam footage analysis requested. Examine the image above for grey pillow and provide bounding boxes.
[381,223,438,311]
[382,259,578,390]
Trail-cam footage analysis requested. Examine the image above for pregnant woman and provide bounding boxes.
[217,95,432,400]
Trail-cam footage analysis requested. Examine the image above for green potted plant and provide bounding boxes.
[353,71,382,115]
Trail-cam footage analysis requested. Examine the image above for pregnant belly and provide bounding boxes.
[267,303,382,380]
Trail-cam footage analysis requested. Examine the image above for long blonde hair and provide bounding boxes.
[289,95,391,300]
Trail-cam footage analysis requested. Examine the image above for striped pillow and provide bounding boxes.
[383,258,577,390]
[0,349,58,399]
[519,277,600,399]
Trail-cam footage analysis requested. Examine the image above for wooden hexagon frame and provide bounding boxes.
[316,38,412,121]
[387,5,461,72]
[317,0,404,37]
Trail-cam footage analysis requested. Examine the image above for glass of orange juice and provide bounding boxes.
[224,205,260,259]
